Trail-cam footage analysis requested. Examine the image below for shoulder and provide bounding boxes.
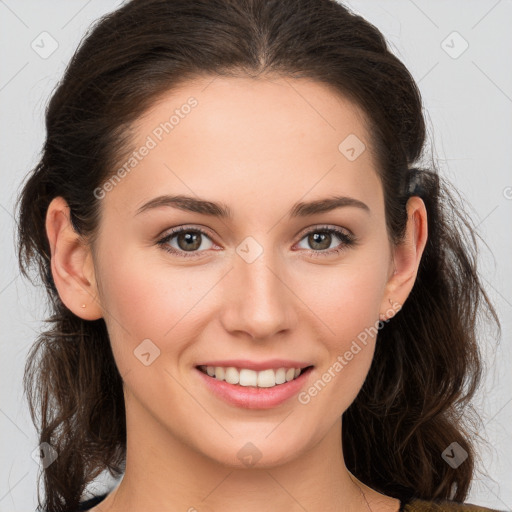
[404,498,506,512]
[75,493,108,511]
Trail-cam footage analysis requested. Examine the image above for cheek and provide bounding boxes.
[95,243,232,383]
[94,248,197,369]
[300,257,389,408]
[312,258,389,341]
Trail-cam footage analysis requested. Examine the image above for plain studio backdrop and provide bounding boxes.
[1,1,511,511]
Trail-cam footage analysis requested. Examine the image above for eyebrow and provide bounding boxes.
[135,194,370,218]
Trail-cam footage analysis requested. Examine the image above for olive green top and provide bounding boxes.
[404,498,505,512]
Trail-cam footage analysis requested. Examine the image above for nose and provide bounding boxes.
[219,242,298,341]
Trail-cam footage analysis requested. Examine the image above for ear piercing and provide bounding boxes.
[379,298,399,321]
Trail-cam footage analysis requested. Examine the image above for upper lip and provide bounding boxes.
[196,359,313,371]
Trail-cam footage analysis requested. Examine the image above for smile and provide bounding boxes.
[197,365,313,388]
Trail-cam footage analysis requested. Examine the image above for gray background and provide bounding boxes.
[1,1,511,510]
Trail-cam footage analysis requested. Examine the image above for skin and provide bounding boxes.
[46,75,428,512]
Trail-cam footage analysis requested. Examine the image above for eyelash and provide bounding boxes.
[156,225,357,259]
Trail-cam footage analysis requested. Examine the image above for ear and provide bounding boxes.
[380,196,428,319]
[45,197,102,320]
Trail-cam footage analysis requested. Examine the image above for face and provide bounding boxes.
[89,75,399,467]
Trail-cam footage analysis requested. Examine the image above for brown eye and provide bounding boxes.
[158,227,214,258]
[307,232,333,251]
[296,226,356,258]
[176,231,202,251]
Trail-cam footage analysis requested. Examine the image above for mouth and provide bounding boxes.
[195,364,314,389]
[194,364,315,409]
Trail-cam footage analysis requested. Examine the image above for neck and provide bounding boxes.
[97,392,385,512]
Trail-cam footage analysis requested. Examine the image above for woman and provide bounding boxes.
[16,0,502,511]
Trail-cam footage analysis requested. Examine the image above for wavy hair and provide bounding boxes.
[16,0,500,510]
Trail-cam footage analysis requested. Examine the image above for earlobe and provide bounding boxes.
[45,197,103,320]
[380,196,428,318]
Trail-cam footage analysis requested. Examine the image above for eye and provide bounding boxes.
[295,225,356,258]
[157,224,357,259]
[157,226,215,258]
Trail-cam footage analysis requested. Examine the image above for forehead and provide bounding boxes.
[102,75,382,219]
[135,74,371,158]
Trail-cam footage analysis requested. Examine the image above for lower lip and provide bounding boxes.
[195,366,314,409]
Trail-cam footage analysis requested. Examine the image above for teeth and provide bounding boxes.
[200,365,307,388]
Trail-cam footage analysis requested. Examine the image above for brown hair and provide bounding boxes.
[16,0,500,510]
